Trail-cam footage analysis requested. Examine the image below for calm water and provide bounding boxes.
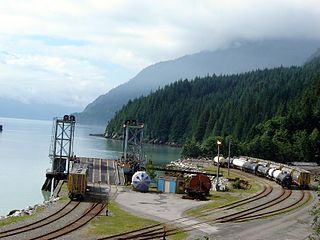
[0,117,181,216]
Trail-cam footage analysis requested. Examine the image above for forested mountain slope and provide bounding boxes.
[74,39,319,125]
[106,57,320,162]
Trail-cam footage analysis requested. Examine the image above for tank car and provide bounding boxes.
[276,172,292,188]
[232,158,247,170]
[281,166,294,175]
[214,155,226,167]
[272,169,282,180]
[269,163,283,170]
[267,168,276,179]
[256,165,270,177]
[256,159,270,167]
[186,174,212,197]
[242,162,260,174]
[67,163,88,201]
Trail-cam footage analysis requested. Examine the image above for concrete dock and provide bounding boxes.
[78,157,125,198]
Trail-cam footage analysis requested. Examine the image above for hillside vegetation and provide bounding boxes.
[105,57,320,163]
[74,39,320,125]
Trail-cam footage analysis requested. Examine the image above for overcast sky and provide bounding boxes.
[0,0,319,109]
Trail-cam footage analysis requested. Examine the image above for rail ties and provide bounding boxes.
[234,190,308,222]
[28,201,106,240]
[98,188,309,240]
[0,200,77,238]
[215,188,292,223]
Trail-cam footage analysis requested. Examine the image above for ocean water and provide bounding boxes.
[0,117,180,216]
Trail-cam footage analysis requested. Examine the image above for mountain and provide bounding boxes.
[0,98,81,120]
[74,39,320,125]
[105,56,320,162]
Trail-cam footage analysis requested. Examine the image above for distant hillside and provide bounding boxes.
[106,56,320,162]
[74,39,320,125]
[0,98,81,120]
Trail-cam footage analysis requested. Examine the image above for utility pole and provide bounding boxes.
[228,136,231,177]
[216,140,222,191]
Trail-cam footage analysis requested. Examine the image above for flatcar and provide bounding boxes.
[67,163,88,201]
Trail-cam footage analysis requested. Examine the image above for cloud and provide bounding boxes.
[0,0,319,108]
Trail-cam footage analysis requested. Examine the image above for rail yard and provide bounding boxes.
[0,116,318,240]
[0,157,317,239]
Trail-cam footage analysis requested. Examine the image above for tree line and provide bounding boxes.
[105,57,320,163]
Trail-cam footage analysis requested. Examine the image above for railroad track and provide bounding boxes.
[100,182,310,239]
[28,201,106,240]
[38,184,116,240]
[115,170,311,239]
[234,189,309,222]
[0,200,79,239]
[202,185,273,215]
[0,184,119,240]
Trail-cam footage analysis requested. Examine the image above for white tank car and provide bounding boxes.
[256,159,270,167]
[232,158,247,169]
[214,155,226,166]
[267,168,276,178]
[269,163,283,170]
[272,169,282,179]
[281,166,295,175]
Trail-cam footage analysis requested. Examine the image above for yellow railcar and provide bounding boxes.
[67,163,88,200]
[292,169,311,188]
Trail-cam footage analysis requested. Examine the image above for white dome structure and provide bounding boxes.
[131,171,151,192]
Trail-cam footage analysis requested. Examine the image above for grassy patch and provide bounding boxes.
[0,206,45,227]
[58,184,69,202]
[230,182,261,194]
[88,202,188,239]
[170,230,189,240]
[186,192,239,217]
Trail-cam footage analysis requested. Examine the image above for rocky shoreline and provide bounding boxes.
[0,197,60,220]
[104,132,182,147]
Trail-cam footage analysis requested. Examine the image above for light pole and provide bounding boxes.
[227,137,231,177]
[216,140,222,191]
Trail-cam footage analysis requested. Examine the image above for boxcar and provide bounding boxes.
[67,163,88,201]
[292,169,311,188]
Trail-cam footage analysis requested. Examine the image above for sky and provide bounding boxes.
[0,0,319,110]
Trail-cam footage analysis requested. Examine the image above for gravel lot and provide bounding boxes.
[114,187,318,240]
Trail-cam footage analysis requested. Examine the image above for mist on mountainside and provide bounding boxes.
[74,39,320,126]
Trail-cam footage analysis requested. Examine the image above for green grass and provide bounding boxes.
[229,181,261,194]
[186,192,240,217]
[185,167,264,220]
[0,206,45,227]
[203,166,263,194]
[88,202,188,239]
[0,181,69,228]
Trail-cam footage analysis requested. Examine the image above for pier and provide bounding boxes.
[42,157,125,193]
